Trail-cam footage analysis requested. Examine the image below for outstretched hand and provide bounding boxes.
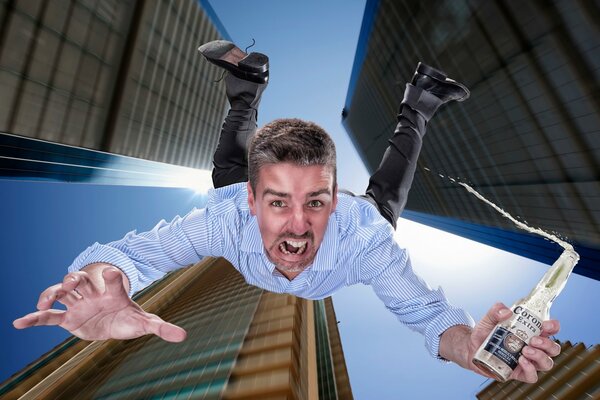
[13,266,187,343]
[468,303,561,383]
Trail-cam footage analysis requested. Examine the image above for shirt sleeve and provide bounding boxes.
[358,233,475,361]
[68,206,224,296]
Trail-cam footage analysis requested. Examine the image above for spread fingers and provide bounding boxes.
[13,309,66,329]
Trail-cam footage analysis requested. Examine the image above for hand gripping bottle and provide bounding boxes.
[472,248,579,381]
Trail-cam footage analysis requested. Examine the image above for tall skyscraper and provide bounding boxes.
[0,258,353,399]
[343,0,600,280]
[0,0,230,185]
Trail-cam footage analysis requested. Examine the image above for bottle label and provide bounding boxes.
[483,326,525,369]
[511,305,544,340]
[483,306,543,369]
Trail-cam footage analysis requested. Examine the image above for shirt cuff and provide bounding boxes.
[67,243,140,297]
[424,307,475,362]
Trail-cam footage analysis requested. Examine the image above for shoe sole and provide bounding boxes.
[198,40,269,83]
[198,40,236,59]
[416,62,470,102]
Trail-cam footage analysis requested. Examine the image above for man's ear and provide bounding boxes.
[247,182,256,216]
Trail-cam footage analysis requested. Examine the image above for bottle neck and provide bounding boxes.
[529,248,579,307]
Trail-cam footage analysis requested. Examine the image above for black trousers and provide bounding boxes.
[212,74,442,229]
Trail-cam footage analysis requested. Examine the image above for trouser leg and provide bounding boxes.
[212,74,267,188]
[362,83,443,229]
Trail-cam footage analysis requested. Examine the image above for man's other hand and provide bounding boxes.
[13,266,187,343]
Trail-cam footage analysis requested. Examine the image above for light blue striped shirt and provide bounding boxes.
[69,183,474,359]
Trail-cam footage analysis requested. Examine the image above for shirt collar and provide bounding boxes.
[310,213,338,271]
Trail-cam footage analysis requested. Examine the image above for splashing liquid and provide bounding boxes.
[455,180,573,251]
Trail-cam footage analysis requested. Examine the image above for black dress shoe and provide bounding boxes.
[411,62,469,103]
[198,40,269,84]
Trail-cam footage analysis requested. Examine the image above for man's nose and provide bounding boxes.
[289,207,310,234]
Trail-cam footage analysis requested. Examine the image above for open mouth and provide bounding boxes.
[278,240,308,256]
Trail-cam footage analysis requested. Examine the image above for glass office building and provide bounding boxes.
[0,0,229,184]
[343,0,600,280]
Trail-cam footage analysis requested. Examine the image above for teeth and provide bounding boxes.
[279,242,290,254]
[287,240,306,248]
[279,240,307,255]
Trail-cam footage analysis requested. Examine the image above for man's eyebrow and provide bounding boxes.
[263,188,289,198]
[308,188,331,197]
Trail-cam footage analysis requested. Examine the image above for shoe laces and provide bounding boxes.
[244,38,256,53]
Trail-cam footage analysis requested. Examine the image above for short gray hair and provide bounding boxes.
[248,118,337,192]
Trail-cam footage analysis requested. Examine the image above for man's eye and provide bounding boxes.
[271,200,285,207]
[308,200,323,208]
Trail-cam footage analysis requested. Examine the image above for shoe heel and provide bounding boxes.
[416,62,446,80]
[239,53,269,73]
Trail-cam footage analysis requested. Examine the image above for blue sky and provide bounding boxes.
[2,1,599,399]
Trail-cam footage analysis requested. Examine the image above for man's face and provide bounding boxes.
[247,162,338,275]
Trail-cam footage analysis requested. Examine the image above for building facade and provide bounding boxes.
[0,0,230,184]
[0,258,353,399]
[343,0,600,280]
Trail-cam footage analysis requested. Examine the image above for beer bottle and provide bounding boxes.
[472,248,580,381]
